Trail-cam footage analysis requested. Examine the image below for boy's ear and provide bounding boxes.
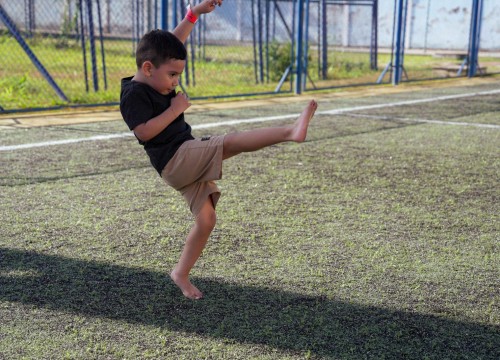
[141,61,154,77]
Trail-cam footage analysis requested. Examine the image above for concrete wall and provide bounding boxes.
[344,0,499,51]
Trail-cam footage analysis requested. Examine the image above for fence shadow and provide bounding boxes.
[1,247,498,358]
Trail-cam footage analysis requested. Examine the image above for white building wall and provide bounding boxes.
[1,0,499,51]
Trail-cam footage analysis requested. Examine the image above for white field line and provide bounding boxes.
[0,133,135,151]
[319,88,500,116]
[346,113,500,129]
[1,88,499,152]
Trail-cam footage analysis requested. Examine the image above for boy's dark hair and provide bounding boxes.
[136,30,187,69]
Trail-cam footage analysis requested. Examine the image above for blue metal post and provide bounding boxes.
[172,0,178,28]
[86,0,99,91]
[257,0,264,83]
[321,0,327,79]
[468,0,483,77]
[155,0,158,29]
[24,0,35,36]
[400,0,409,80]
[291,0,296,89]
[303,0,310,90]
[251,0,258,83]
[0,4,68,101]
[180,0,189,86]
[476,0,484,74]
[392,0,406,85]
[96,0,108,90]
[370,0,378,70]
[294,0,304,94]
[161,0,168,29]
[78,0,89,92]
[266,0,270,83]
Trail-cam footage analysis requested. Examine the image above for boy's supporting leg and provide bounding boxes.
[222,100,317,160]
[170,196,216,299]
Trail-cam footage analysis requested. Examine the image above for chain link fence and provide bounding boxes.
[304,0,381,90]
[303,0,500,91]
[0,0,299,111]
[0,0,499,112]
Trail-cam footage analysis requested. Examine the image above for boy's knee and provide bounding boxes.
[205,210,217,230]
[196,207,217,232]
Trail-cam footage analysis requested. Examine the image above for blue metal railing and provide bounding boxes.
[294,0,305,94]
[0,0,494,112]
[0,4,69,102]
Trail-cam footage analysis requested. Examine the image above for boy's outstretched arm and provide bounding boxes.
[172,0,223,43]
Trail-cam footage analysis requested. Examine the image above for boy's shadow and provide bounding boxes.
[1,247,498,358]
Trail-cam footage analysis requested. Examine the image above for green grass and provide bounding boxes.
[1,82,499,359]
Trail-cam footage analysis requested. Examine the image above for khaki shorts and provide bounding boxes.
[161,135,225,216]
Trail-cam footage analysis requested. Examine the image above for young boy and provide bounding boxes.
[120,0,317,299]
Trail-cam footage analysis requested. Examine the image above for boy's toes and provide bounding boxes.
[171,272,204,300]
[184,289,203,300]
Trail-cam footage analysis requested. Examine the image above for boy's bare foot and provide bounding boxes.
[290,100,318,142]
[170,271,203,300]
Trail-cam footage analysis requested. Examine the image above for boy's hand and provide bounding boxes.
[170,92,191,116]
[192,0,223,17]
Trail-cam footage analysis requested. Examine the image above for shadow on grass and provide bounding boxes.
[0,165,150,187]
[1,247,498,358]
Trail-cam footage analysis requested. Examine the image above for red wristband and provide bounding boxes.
[185,6,198,24]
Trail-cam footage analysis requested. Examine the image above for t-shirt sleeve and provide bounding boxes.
[120,88,154,131]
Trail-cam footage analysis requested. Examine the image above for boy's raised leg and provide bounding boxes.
[222,100,317,159]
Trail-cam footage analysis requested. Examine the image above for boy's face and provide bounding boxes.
[144,59,186,95]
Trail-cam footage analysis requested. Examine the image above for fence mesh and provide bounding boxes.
[478,1,500,78]
[0,0,499,111]
[304,1,381,90]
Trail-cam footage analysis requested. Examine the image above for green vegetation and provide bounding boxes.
[268,42,295,81]
[1,33,499,111]
[1,83,499,358]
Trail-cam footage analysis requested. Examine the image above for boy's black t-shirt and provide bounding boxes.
[120,76,194,175]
